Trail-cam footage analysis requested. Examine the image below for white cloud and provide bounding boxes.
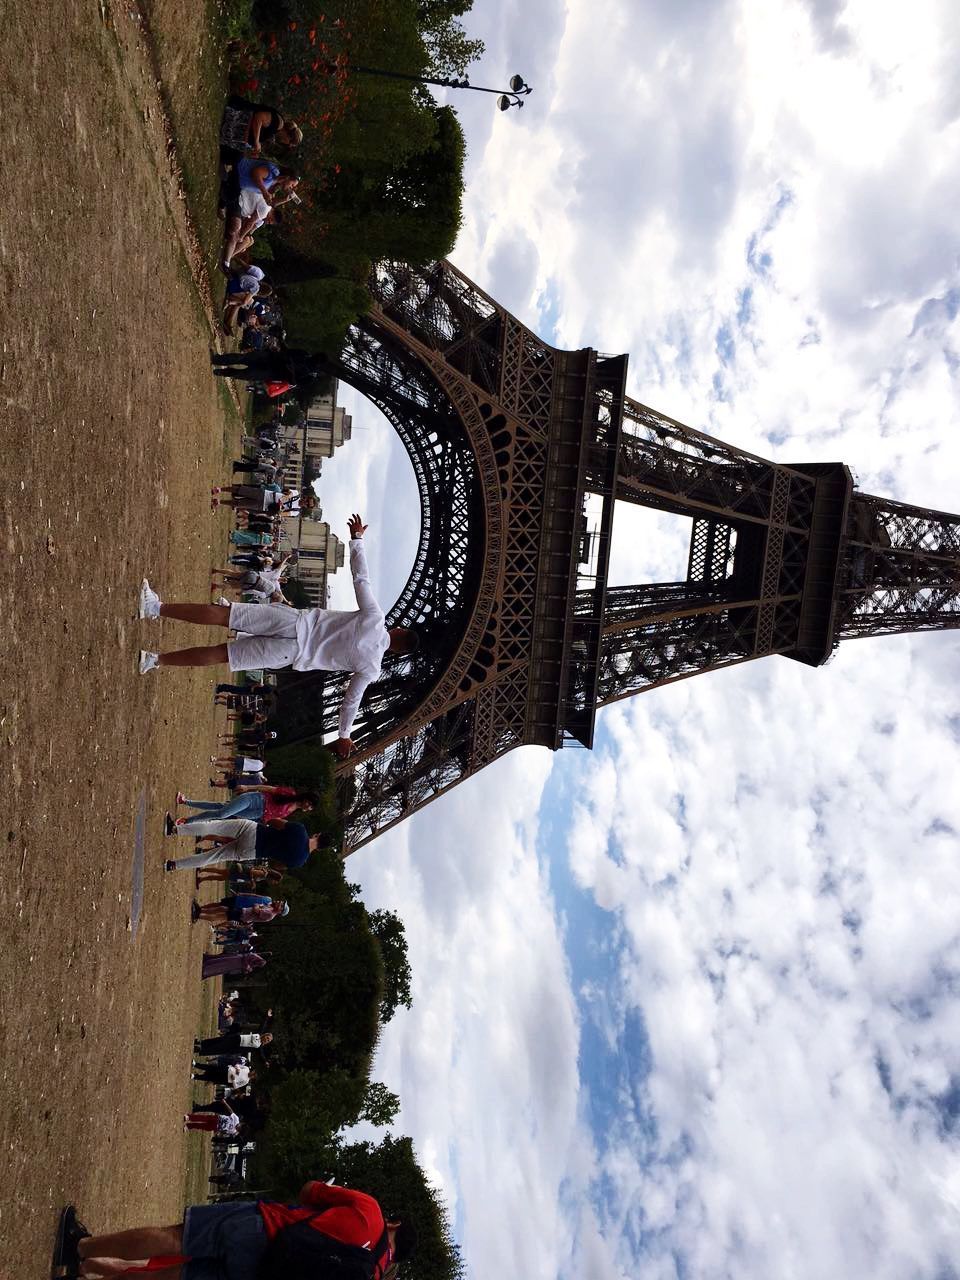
[321,0,960,1275]
[349,754,598,1280]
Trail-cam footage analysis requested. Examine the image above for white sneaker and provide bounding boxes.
[139,578,162,619]
[216,596,230,607]
[139,649,160,674]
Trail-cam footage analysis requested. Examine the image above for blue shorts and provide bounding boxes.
[182,1202,267,1280]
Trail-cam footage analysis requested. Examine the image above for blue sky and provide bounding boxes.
[320,2,960,1276]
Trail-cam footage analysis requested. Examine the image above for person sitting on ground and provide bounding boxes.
[218,158,299,239]
[164,815,321,873]
[66,1178,417,1280]
[219,94,303,166]
[221,196,282,272]
[239,312,268,351]
[139,514,419,760]
[234,157,300,204]
[222,266,272,332]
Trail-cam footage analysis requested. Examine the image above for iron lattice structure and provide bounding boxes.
[272,261,960,852]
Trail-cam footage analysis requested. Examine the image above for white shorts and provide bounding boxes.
[228,601,299,672]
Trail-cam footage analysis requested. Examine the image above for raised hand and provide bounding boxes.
[347,513,368,539]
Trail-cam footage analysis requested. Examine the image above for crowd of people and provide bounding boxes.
[51,87,426,1280]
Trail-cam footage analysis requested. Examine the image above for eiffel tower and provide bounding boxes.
[274,260,960,853]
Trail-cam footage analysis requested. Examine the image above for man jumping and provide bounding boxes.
[139,514,417,758]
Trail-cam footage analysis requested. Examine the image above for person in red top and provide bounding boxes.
[174,786,318,826]
[63,1181,417,1278]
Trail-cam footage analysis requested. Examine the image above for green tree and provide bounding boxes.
[333,1135,465,1280]
[368,909,413,1022]
[360,1080,401,1127]
[416,0,485,78]
[280,275,372,352]
[266,740,338,836]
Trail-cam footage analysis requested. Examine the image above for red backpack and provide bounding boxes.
[257,1210,389,1280]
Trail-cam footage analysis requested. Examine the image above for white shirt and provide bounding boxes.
[238,1033,263,1048]
[249,567,284,601]
[293,539,390,737]
[217,1113,242,1135]
[227,1063,251,1088]
[238,188,271,223]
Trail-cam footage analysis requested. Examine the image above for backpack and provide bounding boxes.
[257,1210,389,1280]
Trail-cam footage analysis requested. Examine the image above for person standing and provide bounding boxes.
[174,785,317,825]
[192,1059,252,1089]
[64,1180,417,1280]
[194,895,289,927]
[138,515,419,759]
[184,1108,243,1136]
[194,1030,273,1056]
[208,346,326,386]
[164,818,320,872]
[201,950,269,980]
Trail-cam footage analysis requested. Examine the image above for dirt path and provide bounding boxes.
[1,2,237,1271]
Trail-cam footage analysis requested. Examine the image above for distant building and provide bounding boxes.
[277,381,352,489]
[282,517,345,605]
[274,381,351,604]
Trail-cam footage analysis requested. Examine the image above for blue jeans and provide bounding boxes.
[183,1202,267,1280]
[181,793,266,823]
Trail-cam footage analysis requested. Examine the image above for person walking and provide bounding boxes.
[62,1178,417,1279]
[139,515,419,759]
[164,817,320,872]
[174,785,317,825]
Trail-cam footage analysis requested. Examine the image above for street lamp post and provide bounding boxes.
[350,66,533,111]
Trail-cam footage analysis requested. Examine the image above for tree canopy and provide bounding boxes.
[233,0,478,348]
[368,909,413,1022]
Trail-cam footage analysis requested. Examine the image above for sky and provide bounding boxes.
[318,2,960,1276]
